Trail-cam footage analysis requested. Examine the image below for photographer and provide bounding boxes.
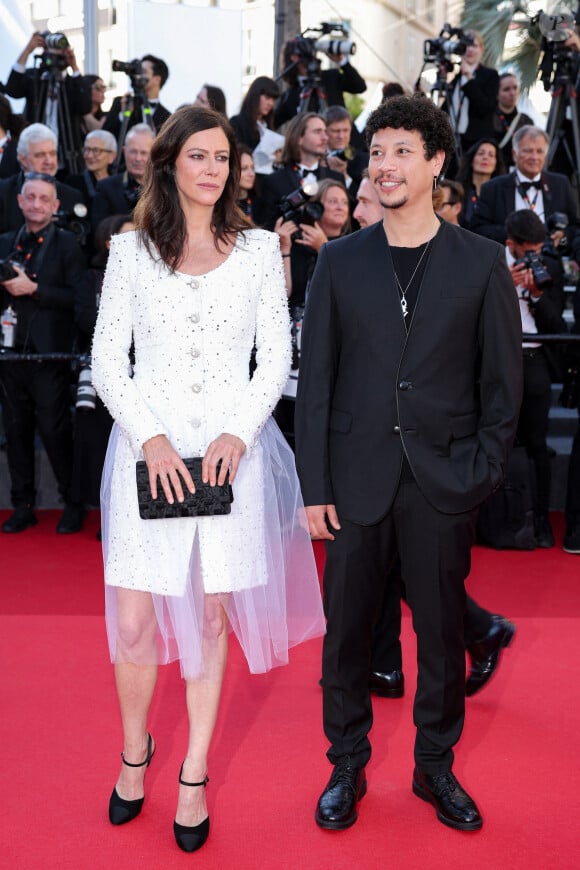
[0,123,86,236]
[442,30,499,155]
[103,54,170,142]
[257,112,343,229]
[471,125,580,261]
[0,172,87,534]
[4,32,92,176]
[506,209,567,548]
[274,35,366,128]
[90,123,154,229]
[493,72,533,170]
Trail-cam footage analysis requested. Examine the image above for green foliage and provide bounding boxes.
[460,0,576,92]
[345,93,364,120]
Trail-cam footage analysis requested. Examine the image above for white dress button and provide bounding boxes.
[190,348,200,358]
[191,418,201,428]
[188,278,200,290]
[189,313,200,324]
[191,383,202,393]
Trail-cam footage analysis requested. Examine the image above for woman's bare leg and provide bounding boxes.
[175,596,228,826]
[112,588,158,800]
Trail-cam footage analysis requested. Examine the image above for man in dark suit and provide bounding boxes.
[0,173,87,533]
[4,32,92,176]
[90,123,154,230]
[257,112,343,229]
[103,54,170,144]
[274,40,366,128]
[295,96,522,832]
[471,125,580,260]
[323,105,368,204]
[0,123,86,234]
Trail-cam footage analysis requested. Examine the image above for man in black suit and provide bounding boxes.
[471,125,580,260]
[295,96,522,832]
[323,106,368,203]
[90,123,154,229]
[0,123,86,234]
[257,112,343,229]
[103,54,170,144]
[4,32,92,175]
[0,173,87,533]
[274,40,366,128]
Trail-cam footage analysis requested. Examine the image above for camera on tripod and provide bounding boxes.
[279,181,324,241]
[37,30,70,72]
[534,8,577,90]
[515,251,553,289]
[423,23,474,66]
[112,58,148,92]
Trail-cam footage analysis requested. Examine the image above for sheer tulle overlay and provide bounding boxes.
[101,417,325,679]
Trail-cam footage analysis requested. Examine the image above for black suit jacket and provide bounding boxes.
[103,96,171,140]
[90,173,139,230]
[274,63,367,128]
[0,172,85,234]
[471,170,580,259]
[443,64,499,150]
[0,226,87,353]
[257,164,345,230]
[295,220,523,522]
[0,137,19,179]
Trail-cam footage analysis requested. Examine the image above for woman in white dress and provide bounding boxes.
[91,106,324,853]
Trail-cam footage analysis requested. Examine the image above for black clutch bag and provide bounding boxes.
[136,457,233,520]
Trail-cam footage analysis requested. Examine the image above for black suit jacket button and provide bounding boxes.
[393,425,400,433]
[399,380,410,391]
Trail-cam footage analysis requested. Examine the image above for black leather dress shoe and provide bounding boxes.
[466,614,515,697]
[2,505,38,533]
[56,503,86,534]
[368,669,404,698]
[412,768,482,831]
[315,758,367,830]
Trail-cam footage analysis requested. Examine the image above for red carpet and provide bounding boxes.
[1,510,579,869]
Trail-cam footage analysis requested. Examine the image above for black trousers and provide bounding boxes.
[518,351,552,515]
[322,479,477,774]
[370,565,493,673]
[565,417,580,530]
[0,360,74,507]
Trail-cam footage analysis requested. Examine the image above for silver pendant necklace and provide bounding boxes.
[392,240,431,319]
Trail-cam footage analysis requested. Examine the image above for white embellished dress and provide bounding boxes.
[91,229,325,679]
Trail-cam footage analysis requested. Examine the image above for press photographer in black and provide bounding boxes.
[4,31,92,176]
[0,172,87,534]
[274,28,366,128]
[505,209,567,548]
[103,54,171,142]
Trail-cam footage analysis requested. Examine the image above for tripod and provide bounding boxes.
[32,59,83,176]
[276,58,328,115]
[545,55,580,194]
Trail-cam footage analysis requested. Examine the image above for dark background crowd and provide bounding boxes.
[0,26,579,555]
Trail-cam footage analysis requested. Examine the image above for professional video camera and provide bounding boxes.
[279,181,324,241]
[288,22,356,68]
[423,23,474,67]
[37,30,70,73]
[534,8,578,91]
[53,203,90,246]
[515,250,553,289]
[545,211,570,255]
[112,58,149,92]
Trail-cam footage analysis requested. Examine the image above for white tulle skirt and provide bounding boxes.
[100,417,325,680]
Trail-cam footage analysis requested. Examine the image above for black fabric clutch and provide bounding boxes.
[136,457,233,520]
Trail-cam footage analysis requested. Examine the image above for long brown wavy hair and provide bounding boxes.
[134,106,249,271]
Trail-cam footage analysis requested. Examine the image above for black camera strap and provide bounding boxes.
[13,221,56,279]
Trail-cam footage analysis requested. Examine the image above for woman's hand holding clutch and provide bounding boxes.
[203,434,246,486]
[142,434,196,504]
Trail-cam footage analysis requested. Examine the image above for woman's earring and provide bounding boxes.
[433,175,439,191]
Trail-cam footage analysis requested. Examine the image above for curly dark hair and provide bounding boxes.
[134,106,249,271]
[365,95,455,168]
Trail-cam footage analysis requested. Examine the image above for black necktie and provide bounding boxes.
[520,180,539,194]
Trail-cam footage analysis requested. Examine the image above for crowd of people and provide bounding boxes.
[0,25,579,851]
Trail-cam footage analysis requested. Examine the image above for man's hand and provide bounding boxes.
[295,221,328,252]
[509,260,542,299]
[1,266,37,297]
[325,153,349,179]
[63,46,79,72]
[17,32,44,65]
[305,504,341,540]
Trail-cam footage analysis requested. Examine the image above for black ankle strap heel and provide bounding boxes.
[174,763,210,853]
[109,733,155,826]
